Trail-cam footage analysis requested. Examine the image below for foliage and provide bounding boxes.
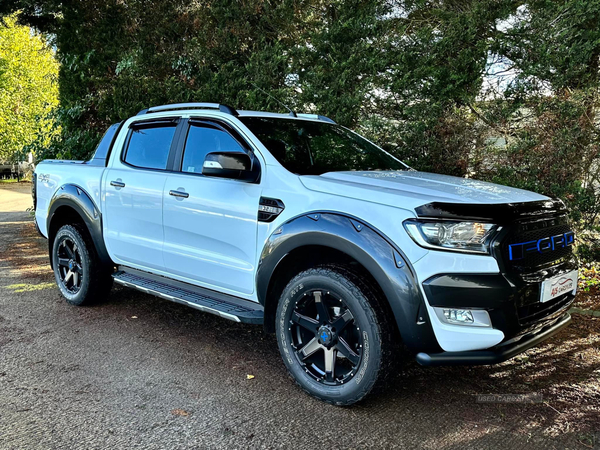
[2,0,600,259]
[0,13,58,165]
[476,0,600,230]
[578,262,600,292]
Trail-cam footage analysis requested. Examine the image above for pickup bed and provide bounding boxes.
[34,102,578,405]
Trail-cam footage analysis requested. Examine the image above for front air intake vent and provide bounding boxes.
[258,197,285,222]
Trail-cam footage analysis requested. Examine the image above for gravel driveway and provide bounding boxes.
[1,182,598,449]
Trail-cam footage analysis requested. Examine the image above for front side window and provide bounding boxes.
[239,117,408,175]
[124,124,177,170]
[181,124,246,174]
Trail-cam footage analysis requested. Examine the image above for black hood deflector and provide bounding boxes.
[414,199,567,224]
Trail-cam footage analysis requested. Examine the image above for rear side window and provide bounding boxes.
[124,124,177,170]
[88,122,123,166]
[181,124,246,174]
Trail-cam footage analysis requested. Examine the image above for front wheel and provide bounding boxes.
[275,267,393,405]
[52,224,113,305]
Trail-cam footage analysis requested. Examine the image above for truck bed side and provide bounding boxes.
[34,161,106,238]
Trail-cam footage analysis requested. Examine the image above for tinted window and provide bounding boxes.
[124,125,176,170]
[181,124,246,174]
[239,117,407,175]
[88,122,122,165]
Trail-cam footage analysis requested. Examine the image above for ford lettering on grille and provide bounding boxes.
[508,231,575,261]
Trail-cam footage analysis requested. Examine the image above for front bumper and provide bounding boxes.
[416,312,571,366]
[412,198,577,362]
[422,256,577,341]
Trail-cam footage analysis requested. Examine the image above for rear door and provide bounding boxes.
[103,118,181,271]
[162,119,262,296]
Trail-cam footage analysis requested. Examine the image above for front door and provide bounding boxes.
[162,120,261,296]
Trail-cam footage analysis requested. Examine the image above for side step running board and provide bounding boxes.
[112,269,264,324]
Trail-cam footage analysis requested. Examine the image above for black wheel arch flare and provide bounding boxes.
[47,184,112,268]
[256,212,442,353]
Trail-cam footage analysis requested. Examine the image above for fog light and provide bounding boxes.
[444,309,473,324]
[433,307,492,327]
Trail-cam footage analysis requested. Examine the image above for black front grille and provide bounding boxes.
[501,214,574,273]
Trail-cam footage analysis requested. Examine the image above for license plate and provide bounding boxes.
[540,270,578,303]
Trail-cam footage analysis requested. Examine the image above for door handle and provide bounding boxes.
[110,180,125,188]
[169,190,189,198]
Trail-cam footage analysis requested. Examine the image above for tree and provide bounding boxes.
[2,0,600,244]
[0,13,58,171]
[477,0,600,226]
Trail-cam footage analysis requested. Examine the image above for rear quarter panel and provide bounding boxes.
[35,161,106,237]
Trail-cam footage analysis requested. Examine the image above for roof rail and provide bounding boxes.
[137,103,239,117]
[296,113,336,124]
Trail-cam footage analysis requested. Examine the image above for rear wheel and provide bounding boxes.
[275,266,393,405]
[52,224,113,305]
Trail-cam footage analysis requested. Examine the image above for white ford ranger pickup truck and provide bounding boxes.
[33,103,578,405]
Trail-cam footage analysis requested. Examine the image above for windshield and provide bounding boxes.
[239,117,407,175]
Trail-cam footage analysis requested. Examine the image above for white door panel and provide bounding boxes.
[163,175,261,295]
[103,167,168,270]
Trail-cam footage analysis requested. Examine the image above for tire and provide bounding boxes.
[275,266,394,405]
[52,224,113,306]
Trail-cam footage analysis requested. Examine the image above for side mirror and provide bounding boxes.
[202,151,258,182]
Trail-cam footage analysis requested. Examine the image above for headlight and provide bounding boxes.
[403,219,498,254]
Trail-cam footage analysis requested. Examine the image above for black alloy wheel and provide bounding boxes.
[290,289,362,385]
[56,237,84,294]
[52,224,113,305]
[276,266,394,405]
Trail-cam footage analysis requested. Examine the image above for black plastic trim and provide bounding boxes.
[31,172,37,211]
[256,212,441,353]
[168,119,188,171]
[416,313,571,366]
[258,197,285,222]
[130,118,180,128]
[47,184,112,267]
[415,198,567,224]
[218,104,239,116]
[186,118,253,154]
[423,273,514,308]
[32,172,44,238]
